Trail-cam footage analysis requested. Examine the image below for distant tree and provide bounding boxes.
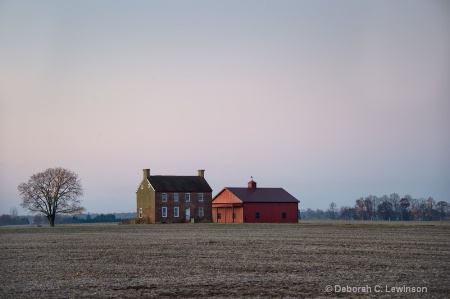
[399,196,411,221]
[18,167,84,227]
[33,214,44,225]
[327,202,338,219]
[435,201,449,221]
[364,197,374,220]
[378,201,394,221]
[339,206,357,220]
[315,209,326,220]
[355,198,366,220]
[389,193,400,220]
[424,197,435,221]
[10,207,18,218]
[411,206,422,221]
[0,214,29,226]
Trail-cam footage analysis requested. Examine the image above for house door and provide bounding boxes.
[185,208,190,221]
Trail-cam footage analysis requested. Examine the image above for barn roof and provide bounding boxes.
[216,187,299,203]
[148,176,212,192]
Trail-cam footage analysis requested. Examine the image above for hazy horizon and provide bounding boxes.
[1,0,449,215]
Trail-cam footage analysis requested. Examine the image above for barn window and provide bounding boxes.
[198,193,203,201]
[282,212,287,219]
[217,213,222,219]
[174,193,179,202]
[255,212,260,219]
[162,193,167,202]
[199,207,204,217]
[139,208,142,218]
[185,193,190,202]
[174,207,179,217]
[162,207,167,218]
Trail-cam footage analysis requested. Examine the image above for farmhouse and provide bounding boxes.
[212,179,299,223]
[136,169,212,223]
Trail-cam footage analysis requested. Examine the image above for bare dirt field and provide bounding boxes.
[1,221,449,298]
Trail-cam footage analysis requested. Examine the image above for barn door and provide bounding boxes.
[185,208,190,221]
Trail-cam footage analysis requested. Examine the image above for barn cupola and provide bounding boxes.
[248,176,257,189]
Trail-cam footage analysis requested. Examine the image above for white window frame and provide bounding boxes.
[198,193,204,202]
[185,193,190,202]
[199,207,204,217]
[139,208,142,218]
[162,193,167,202]
[174,207,179,217]
[174,193,179,202]
[162,207,167,218]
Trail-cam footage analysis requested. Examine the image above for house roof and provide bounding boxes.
[215,187,299,203]
[148,175,212,192]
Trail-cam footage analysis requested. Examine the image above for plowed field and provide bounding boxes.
[1,222,449,298]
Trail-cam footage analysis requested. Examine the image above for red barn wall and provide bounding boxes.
[243,202,298,223]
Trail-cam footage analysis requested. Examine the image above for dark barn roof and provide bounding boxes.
[148,176,212,192]
[220,187,299,203]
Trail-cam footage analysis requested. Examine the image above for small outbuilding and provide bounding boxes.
[212,179,299,223]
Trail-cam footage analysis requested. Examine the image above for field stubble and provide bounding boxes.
[0,221,449,298]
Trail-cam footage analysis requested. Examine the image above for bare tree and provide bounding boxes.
[389,193,400,220]
[328,202,338,219]
[18,167,84,226]
[355,198,366,220]
[364,197,374,220]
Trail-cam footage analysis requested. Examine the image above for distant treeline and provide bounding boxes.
[300,194,449,221]
[0,214,30,226]
[0,213,135,226]
[47,213,131,225]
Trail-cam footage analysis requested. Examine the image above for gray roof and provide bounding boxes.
[216,187,299,203]
[148,176,212,192]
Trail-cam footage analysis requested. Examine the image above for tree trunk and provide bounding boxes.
[47,214,55,227]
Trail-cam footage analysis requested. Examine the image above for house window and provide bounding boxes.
[174,207,179,217]
[162,207,167,218]
[282,212,287,219]
[185,193,190,202]
[198,193,203,201]
[139,208,142,218]
[174,193,179,202]
[217,213,221,220]
[255,212,260,219]
[162,193,167,202]
[199,207,204,217]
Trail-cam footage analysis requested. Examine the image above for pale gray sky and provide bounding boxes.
[1,0,449,214]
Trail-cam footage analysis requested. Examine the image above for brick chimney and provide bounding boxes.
[143,169,150,179]
[198,169,205,178]
[248,177,256,189]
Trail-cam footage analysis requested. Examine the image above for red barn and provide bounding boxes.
[212,179,299,223]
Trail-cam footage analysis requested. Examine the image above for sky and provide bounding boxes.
[1,0,449,215]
